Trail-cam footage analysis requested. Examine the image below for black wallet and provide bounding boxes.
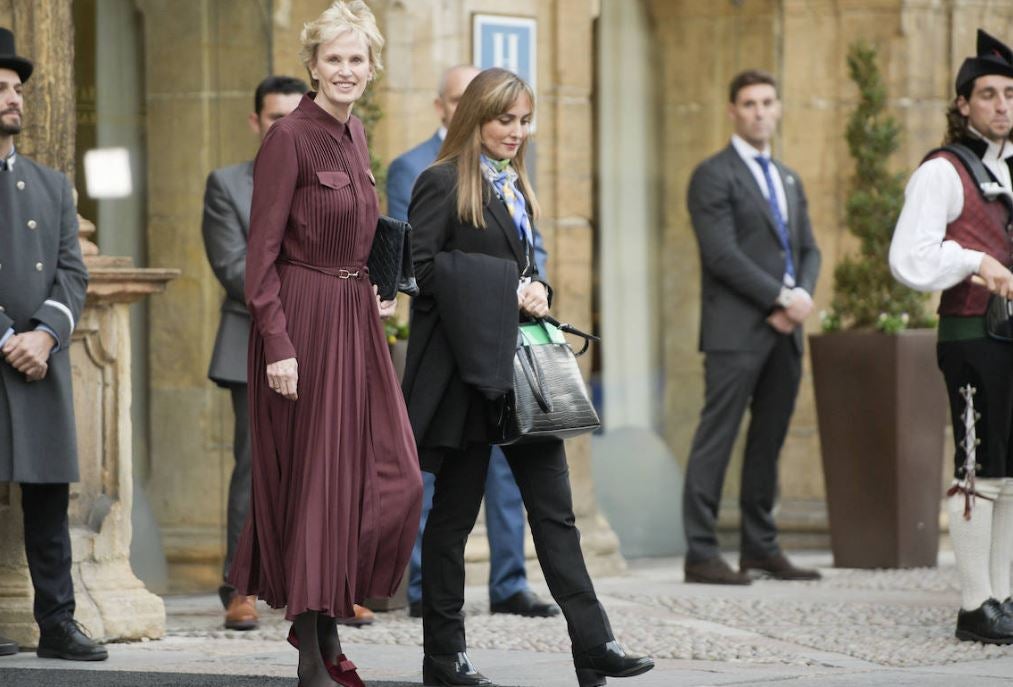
[368,216,419,301]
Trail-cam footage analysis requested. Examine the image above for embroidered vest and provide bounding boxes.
[933,151,1013,317]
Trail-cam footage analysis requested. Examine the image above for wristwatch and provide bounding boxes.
[775,286,794,309]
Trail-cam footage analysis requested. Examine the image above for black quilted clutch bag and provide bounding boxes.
[368,216,419,301]
[495,317,601,446]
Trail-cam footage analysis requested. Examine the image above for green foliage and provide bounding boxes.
[357,74,387,204]
[825,42,934,333]
[384,318,409,344]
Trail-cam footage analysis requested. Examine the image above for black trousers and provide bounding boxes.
[20,482,75,631]
[421,439,613,655]
[682,335,801,563]
[223,383,252,582]
[937,337,1013,478]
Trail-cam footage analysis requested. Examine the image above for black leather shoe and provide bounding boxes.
[409,601,422,618]
[957,598,1013,644]
[37,619,108,661]
[740,552,821,581]
[490,590,560,618]
[0,634,17,656]
[422,652,493,686]
[574,641,654,685]
[684,556,751,585]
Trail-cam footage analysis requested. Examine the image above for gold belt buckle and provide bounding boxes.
[337,269,359,279]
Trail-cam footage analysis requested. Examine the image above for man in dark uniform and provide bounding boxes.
[0,28,102,660]
[890,29,1013,644]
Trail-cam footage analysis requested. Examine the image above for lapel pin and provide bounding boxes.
[786,175,795,186]
[16,180,24,190]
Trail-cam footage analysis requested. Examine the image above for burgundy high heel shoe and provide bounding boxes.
[288,627,366,687]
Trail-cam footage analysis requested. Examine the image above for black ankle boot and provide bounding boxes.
[422,652,493,686]
[956,598,1013,644]
[573,640,654,684]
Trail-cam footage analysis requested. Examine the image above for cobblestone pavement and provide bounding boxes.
[165,552,1007,668]
[7,553,1013,686]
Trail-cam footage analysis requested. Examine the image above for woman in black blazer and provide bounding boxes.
[403,68,654,687]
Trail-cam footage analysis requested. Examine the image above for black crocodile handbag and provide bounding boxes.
[368,216,419,301]
[495,317,600,445]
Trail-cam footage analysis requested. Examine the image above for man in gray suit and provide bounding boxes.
[683,70,821,585]
[0,28,103,660]
[201,75,307,630]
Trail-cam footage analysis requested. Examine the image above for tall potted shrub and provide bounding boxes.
[810,42,947,568]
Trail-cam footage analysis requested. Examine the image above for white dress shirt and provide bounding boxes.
[889,128,1013,292]
[731,134,789,227]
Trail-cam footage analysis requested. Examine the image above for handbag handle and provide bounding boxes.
[539,315,600,357]
[516,332,552,412]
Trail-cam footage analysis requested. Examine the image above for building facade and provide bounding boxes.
[1,0,1011,594]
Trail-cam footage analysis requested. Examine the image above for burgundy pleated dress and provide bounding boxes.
[228,94,423,621]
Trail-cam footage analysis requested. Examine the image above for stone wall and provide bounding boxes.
[134,0,620,590]
[649,0,1013,542]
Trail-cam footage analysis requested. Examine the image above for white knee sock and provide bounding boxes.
[949,478,1001,610]
[990,479,1013,602]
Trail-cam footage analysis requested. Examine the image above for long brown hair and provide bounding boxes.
[434,68,539,228]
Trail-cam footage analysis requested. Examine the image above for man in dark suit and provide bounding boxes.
[682,70,822,585]
[0,28,102,660]
[201,75,313,630]
[387,64,557,620]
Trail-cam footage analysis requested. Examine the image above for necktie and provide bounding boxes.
[754,156,795,282]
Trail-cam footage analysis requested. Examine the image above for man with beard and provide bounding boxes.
[890,29,1013,644]
[0,28,100,660]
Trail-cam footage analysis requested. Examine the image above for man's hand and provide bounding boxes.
[784,287,814,323]
[266,357,298,401]
[3,330,55,382]
[519,281,549,318]
[766,310,797,335]
[978,254,1013,299]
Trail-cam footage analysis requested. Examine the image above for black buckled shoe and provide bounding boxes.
[956,598,1013,645]
[37,619,108,661]
[489,590,560,618]
[422,652,493,686]
[0,634,17,656]
[573,640,654,685]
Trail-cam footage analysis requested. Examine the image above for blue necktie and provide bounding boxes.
[754,156,795,282]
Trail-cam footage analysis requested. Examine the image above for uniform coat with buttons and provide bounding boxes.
[0,154,88,483]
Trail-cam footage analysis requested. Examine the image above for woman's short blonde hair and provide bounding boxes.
[299,1,384,89]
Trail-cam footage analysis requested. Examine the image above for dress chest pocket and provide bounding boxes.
[317,170,351,191]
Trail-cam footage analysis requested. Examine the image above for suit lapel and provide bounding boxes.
[772,159,800,244]
[484,182,527,266]
[728,146,790,247]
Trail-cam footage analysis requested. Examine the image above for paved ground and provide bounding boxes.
[5,552,1013,686]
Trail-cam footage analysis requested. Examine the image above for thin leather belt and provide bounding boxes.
[278,257,368,280]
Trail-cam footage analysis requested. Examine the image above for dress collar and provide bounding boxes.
[298,93,351,140]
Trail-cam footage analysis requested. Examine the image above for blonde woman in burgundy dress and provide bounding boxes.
[228,3,422,687]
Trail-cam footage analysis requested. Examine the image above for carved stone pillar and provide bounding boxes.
[0,220,178,646]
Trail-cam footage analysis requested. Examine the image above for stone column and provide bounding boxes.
[0,222,178,646]
[0,0,175,645]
